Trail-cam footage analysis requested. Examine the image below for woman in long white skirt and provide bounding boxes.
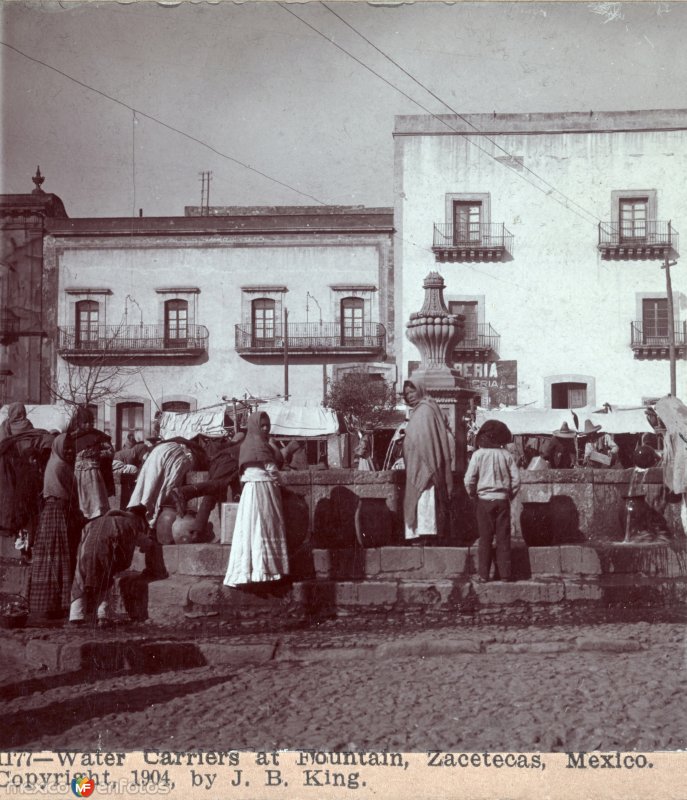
[224,412,289,587]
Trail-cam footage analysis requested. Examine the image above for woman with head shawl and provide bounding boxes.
[223,412,290,587]
[29,434,84,621]
[68,405,114,520]
[402,376,455,544]
[0,411,53,540]
[0,403,34,442]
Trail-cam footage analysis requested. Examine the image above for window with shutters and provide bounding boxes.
[341,297,365,344]
[117,402,144,449]
[453,202,482,245]
[252,298,276,346]
[75,300,99,348]
[164,299,188,347]
[619,198,648,242]
[642,298,669,341]
[551,382,587,410]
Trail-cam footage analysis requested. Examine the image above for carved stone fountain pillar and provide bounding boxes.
[405,271,475,472]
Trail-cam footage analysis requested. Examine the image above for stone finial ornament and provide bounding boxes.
[31,166,45,195]
[406,271,465,373]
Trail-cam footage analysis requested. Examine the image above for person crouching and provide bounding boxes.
[69,505,152,627]
[464,420,520,583]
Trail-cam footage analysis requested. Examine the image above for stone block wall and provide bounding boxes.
[279,466,682,546]
[118,465,683,548]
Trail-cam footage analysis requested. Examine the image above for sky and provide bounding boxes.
[2,0,687,218]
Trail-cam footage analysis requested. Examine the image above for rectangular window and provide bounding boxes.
[117,402,144,449]
[341,298,365,344]
[76,300,99,348]
[449,301,478,347]
[164,299,188,347]
[642,298,669,341]
[620,198,648,241]
[252,299,276,345]
[552,382,587,409]
[453,202,482,244]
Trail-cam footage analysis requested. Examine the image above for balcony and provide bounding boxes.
[235,321,386,358]
[432,223,514,263]
[598,221,678,260]
[630,320,687,360]
[57,324,209,361]
[452,323,501,361]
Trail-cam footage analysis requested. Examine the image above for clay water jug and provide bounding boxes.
[155,506,177,545]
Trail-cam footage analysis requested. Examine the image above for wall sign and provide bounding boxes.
[407,360,518,408]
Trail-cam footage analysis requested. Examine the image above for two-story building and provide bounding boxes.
[43,205,395,446]
[394,109,687,410]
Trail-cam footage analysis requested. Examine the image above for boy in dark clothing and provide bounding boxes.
[464,420,520,582]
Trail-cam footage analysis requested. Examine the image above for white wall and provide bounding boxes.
[55,233,388,430]
[395,124,687,407]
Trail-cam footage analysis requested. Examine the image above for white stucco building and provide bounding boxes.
[394,109,687,410]
[43,206,395,446]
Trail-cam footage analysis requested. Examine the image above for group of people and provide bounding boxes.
[6,385,670,619]
[0,403,155,626]
[0,400,295,625]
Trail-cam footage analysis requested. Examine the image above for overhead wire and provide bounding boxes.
[320,1,603,228]
[278,3,602,229]
[279,2,614,291]
[0,40,327,206]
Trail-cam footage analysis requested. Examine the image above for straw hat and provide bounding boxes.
[553,422,577,438]
[581,419,603,436]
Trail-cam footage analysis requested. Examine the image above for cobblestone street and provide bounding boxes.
[2,621,686,753]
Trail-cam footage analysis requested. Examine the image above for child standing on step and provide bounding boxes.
[464,420,520,583]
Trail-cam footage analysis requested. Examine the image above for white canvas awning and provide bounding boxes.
[257,400,339,437]
[158,407,227,439]
[476,406,654,436]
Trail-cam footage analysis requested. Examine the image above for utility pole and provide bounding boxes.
[283,307,289,400]
[662,228,678,395]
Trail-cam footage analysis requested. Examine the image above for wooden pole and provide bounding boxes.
[283,307,289,401]
[662,236,677,395]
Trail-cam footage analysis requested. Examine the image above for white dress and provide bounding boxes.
[223,464,290,587]
[404,486,439,541]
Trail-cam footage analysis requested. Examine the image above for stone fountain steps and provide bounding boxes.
[131,541,687,624]
[3,538,686,626]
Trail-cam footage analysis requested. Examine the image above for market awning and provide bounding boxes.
[258,400,339,437]
[476,405,654,435]
[158,407,227,439]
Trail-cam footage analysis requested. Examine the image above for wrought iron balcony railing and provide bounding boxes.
[630,320,687,359]
[432,222,514,262]
[235,321,386,356]
[57,324,209,358]
[452,323,501,358]
[598,221,678,259]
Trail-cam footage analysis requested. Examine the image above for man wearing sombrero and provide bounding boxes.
[580,419,619,468]
[540,422,578,469]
